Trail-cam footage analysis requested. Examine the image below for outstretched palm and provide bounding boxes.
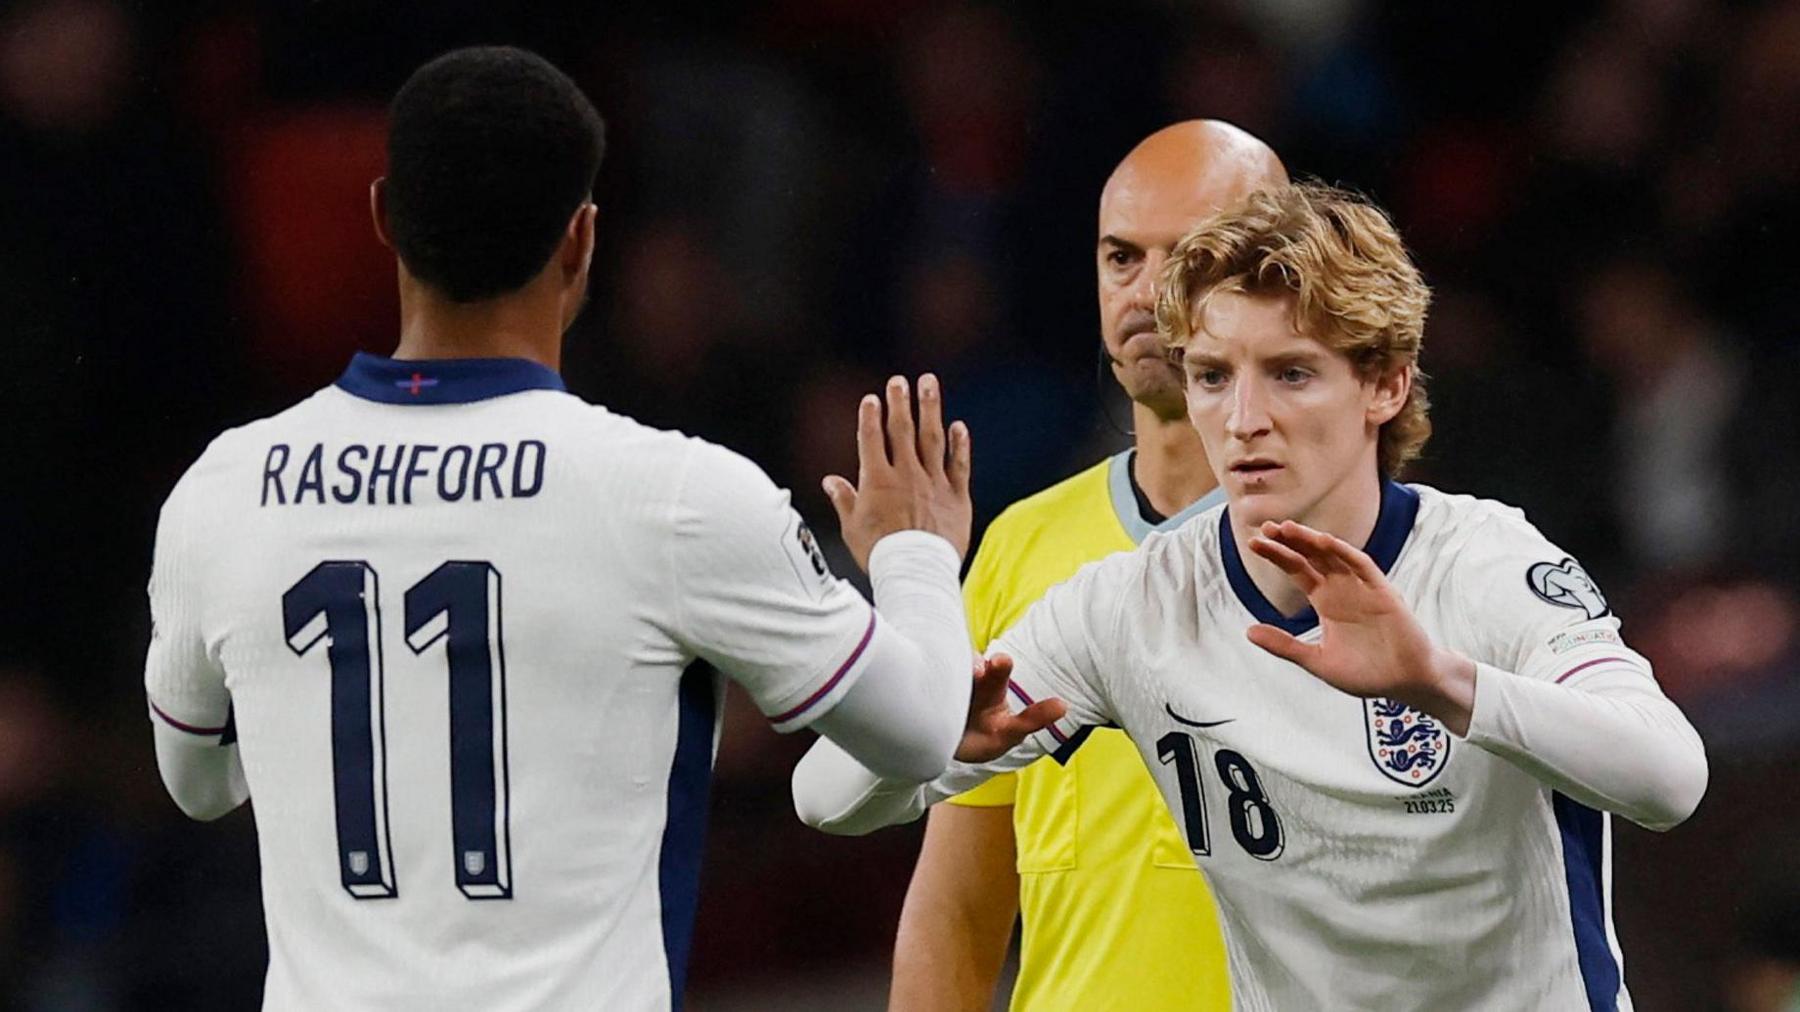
[1243,521,1446,707]
[822,373,972,571]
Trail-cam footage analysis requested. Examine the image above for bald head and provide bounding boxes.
[1097,120,1287,418]
[1100,120,1287,239]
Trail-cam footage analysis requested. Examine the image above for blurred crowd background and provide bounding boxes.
[2,0,1798,1008]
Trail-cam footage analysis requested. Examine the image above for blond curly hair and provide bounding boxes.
[1155,182,1432,477]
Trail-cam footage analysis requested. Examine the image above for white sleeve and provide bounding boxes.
[1452,517,1707,831]
[145,475,231,737]
[668,442,885,730]
[804,531,973,782]
[154,721,249,821]
[985,552,1128,754]
[145,470,249,819]
[793,553,1127,835]
[668,443,972,785]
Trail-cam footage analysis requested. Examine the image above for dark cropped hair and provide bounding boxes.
[384,46,605,302]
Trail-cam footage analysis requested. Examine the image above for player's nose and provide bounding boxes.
[1226,375,1272,439]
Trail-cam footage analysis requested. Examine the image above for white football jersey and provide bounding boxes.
[961,482,1667,1010]
[145,354,877,1010]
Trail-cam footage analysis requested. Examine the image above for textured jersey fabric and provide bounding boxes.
[146,353,877,1010]
[946,453,1232,1011]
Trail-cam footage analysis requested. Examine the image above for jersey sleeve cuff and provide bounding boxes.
[765,608,878,733]
[1004,677,1083,757]
[867,530,960,574]
[1464,662,1507,744]
[148,696,236,744]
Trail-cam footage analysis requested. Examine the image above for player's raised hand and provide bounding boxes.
[822,374,973,571]
[955,653,1067,763]
[1244,520,1476,735]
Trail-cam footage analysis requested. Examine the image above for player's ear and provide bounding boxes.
[370,178,393,250]
[560,200,597,284]
[1366,362,1411,426]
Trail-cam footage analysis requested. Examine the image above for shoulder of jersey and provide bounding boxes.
[166,388,351,498]
[1399,483,1547,572]
[172,385,746,499]
[1139,501,1222,587]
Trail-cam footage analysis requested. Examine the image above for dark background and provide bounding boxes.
[2,0,1798,1008]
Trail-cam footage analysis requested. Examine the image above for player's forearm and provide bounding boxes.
[791,735,936,833]
[860,529,975,772]
[791,734,1035,834]
[1398,647,1478,737]
[801,530,973,783]
[153,723,250,821]
[1465,663,1708,830]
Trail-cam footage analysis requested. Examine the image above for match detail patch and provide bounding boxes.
[1547,628,1624,655]
[781,513,836,601]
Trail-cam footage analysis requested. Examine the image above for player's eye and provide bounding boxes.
[1277,366,1312,385]
[1192,368,1228,389]
[1105,249,1134,268]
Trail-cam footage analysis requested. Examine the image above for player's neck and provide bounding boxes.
[1130,403,1218,517]
[1236,465,1384,618]
[392,281,564,372]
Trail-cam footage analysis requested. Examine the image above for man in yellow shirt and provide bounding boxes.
[889,120,1286,1011]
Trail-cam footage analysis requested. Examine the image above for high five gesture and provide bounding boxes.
[823,374,973,569]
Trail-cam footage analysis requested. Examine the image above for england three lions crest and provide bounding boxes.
[1364,698,1451,787]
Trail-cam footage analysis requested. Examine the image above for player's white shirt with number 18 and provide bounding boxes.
[904,482,1674,1011]
[145,354,878,1010]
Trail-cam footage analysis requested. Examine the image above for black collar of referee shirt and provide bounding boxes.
[1126,450,1170,526]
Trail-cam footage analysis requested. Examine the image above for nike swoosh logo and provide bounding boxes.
[1165,703,1234,728]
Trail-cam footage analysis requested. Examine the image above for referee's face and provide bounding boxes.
[1096,164,1251,421]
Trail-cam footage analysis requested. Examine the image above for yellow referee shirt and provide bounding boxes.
[950,451,1231,1011]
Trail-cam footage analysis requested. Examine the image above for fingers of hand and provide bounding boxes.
[1247,532,1323,593]
[1263,521,1375,581]
[916,373,947,478]
[821,475,857,521]
[1245,623,1318,668]
[855,394,886,485]
[947,420,971,496]
[883,376,919,473]
[1259,521,1345,577]
[1014,698,1067,734]
[982,698,1067,756]
[970,653,1014,708]
[985,652,1015,679]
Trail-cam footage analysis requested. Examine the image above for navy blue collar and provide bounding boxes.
[335,352,566,405]
[1220,480,1421,635]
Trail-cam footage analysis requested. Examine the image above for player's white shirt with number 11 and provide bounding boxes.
[798,480,1707,1011]
[144,354,889,1010]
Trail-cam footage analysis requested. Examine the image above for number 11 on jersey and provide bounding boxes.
[406,562,512,900]
[283,560,514,902]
